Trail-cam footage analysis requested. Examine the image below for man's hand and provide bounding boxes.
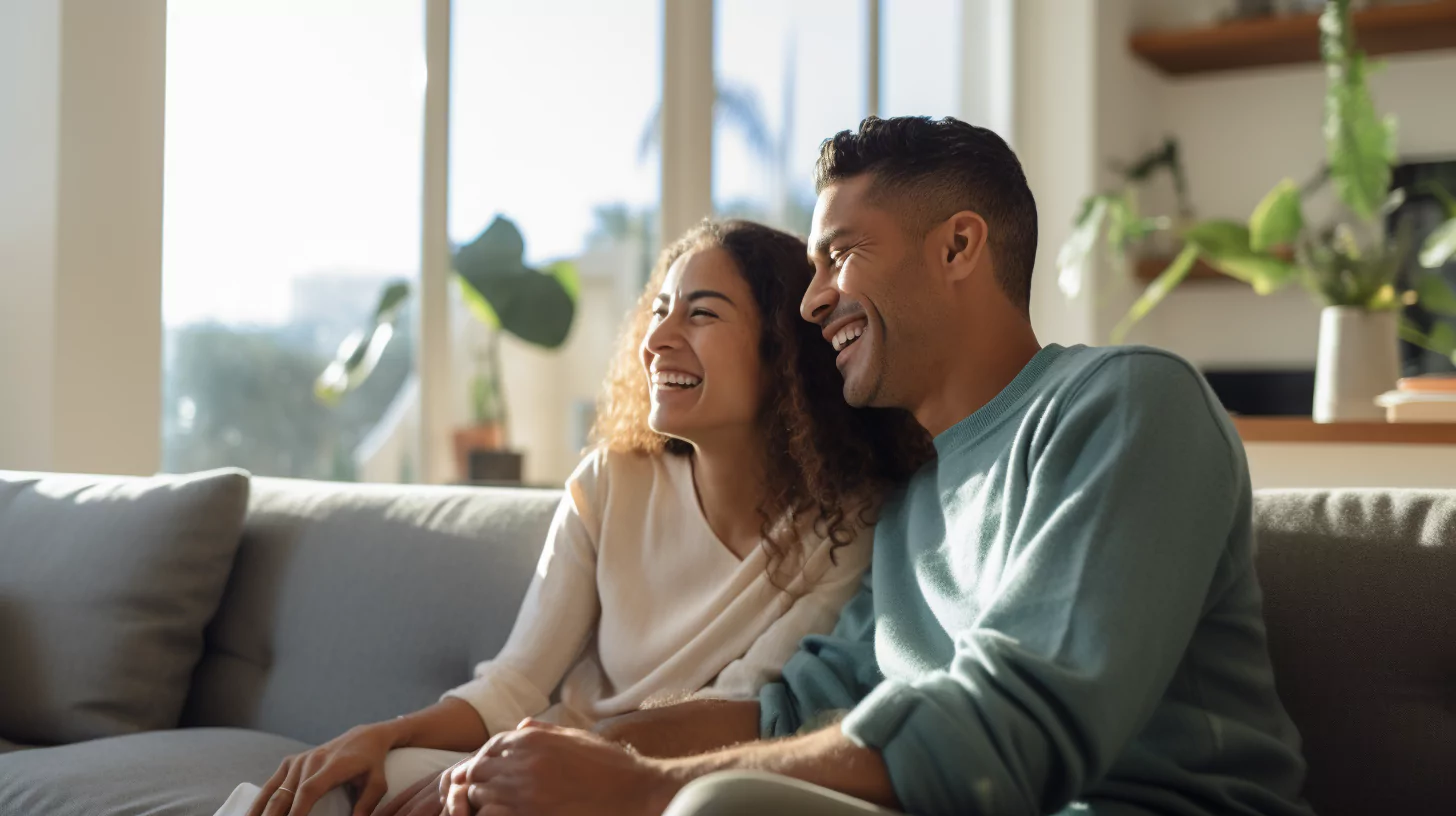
[447,720,683,816]
[372,765,455,816]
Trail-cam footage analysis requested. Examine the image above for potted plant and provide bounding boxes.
[316,215,578,481]
[1060,0,1456,422]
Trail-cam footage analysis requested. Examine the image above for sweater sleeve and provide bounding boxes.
[840,353,1244,816]
[757,568,883,738]
[701,525,872,701]
[442,451,606,736]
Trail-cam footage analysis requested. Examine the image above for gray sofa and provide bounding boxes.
[0,470,1451,816]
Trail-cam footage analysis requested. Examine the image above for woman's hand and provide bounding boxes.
[372,765,458,816]
[247,722,404,816]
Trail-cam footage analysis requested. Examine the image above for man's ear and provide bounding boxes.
[940,211,989,283]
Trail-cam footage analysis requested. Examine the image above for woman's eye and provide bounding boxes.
[650,307,668,318]
[690,309,717,319]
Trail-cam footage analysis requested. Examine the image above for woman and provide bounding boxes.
[222,220,931,816]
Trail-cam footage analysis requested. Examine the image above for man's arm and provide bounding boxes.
[660,723,899,809]
[455,719,896,816]
[594,699,760,758]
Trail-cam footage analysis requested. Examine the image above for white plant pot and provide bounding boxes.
[1313,306,1399,423]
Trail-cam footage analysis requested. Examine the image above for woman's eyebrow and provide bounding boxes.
[686,290,735,306]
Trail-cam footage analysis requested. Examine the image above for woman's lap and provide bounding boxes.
[211,747,469,816]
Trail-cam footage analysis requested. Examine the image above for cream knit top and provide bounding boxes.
[443,448,870,735]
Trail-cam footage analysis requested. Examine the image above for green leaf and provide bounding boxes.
[1111,244,1200,343]
[1057,196,1108,298]
[1421,181,1456,219]
[1181,219,1297,295]
[1210,255,1299,295]
[1419,217,1456,269]
[1320,0,1395,220]
[1432,322,1456,356]
[1415,273,1456,316]
[313,280,412,405]
[453,216,577,348]
[456,274,501,330]
[1183,220,1252,256]
[546,260,581,302]
[314,323,396,406]
[1249,179,1305,251]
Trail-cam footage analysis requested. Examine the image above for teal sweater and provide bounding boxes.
[761,345,1313,816]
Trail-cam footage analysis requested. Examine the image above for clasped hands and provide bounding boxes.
[380,719,680,816]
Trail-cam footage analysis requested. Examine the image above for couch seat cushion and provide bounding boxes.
[0,469,250,745]
[0,728,315,816]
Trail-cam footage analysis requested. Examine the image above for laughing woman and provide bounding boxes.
[223,220,931,816]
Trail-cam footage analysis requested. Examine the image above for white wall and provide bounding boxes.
[1016,0,1100,347]
[0,0,165,475]
[1111,3,1456,367]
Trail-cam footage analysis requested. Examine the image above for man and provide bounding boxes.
[389,116,1313,816]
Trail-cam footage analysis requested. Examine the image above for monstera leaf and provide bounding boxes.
[453,216,576,349]
[314,216,577,405]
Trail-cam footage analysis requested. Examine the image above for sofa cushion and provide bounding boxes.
[181,477,560,745]
[1254,489,1456,816]
[0,469,250,746]
[0,727,317,816]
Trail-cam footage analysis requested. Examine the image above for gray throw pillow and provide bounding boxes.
[0,468,250,745]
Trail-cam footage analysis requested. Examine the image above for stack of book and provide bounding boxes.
[1376,376,1456,423]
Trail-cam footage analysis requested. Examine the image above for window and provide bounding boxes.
[713,0,870,236]
[449,0,662,485]
[880,0,961,119]
[156,0,1009,485]
[162,0,423,481]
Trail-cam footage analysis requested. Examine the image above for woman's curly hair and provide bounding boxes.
[591,219,934,585]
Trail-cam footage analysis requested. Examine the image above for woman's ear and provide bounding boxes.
[940,211,989,283]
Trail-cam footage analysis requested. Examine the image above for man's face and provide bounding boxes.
[802,174,935,408]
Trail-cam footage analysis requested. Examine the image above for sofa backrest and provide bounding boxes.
[1253,488,1456,816]
[181,477,561,745]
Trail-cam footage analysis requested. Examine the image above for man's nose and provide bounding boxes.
[800,268,839,324]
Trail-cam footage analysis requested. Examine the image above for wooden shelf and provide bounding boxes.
[1135,255,1229,282]
[1233,416,1456,444]
[1131,1,1456,76]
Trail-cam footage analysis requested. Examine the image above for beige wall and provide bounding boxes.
[0,0,61,471]
[0,0,165,475]
[1111,2,1456,366]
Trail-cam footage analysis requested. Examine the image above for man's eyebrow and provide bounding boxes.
[810,227,852,259]
[686,289,735,306]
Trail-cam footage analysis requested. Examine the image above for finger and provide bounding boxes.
[372,773,433,816]
[260,761,305,816]
[247,759,295,816]
[351,770,389,816]
[397,783,444,816]
[291,758,348,816]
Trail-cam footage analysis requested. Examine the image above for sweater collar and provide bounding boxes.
[932,344,1069,455]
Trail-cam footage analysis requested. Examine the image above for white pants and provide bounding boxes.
[212,747,469,816]
[662,772,898,816]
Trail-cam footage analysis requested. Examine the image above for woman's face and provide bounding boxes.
[641,247,764,446]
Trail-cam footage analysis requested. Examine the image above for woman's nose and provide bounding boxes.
[644,314,682,352]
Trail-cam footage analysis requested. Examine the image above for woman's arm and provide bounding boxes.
[440,455,605,737]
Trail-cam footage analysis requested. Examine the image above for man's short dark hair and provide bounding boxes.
[814,116,1038,311]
